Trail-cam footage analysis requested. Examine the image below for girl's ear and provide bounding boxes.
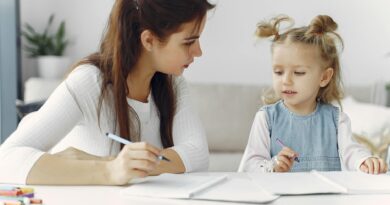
[320,67,334,87]
[140,29,156,51]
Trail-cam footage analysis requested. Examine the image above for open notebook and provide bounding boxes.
[249,171,390,195]
[121,173,279,203]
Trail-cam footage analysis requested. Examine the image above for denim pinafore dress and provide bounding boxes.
[263,100,341,171]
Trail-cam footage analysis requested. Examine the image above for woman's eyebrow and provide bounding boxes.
[184,35,200,40]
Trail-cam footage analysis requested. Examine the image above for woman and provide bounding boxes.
[0,0,215,185]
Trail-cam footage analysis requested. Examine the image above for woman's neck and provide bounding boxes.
[127,55,155,103]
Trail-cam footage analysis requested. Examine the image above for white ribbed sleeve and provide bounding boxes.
[170,78,209,172]
[0,64,209,184]
[238,110,372,172]
[0,76,84,184]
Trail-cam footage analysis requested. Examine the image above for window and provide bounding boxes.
[0,0,20,142]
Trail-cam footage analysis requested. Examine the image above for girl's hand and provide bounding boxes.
[359,157,388,174]
[273,147,299,172]
[106,142,162,185]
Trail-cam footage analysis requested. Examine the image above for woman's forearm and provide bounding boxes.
[26,147,184,185]
[149,148,185,175]
[26,153,112,185]
[53,147,115,161]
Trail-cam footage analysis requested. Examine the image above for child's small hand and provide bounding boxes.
[273,147,299,172]
[359,157,388,174]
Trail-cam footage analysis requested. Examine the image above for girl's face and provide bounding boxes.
[150,16,207,76]
[271,42,333,114]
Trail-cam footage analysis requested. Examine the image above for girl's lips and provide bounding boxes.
[282,90,297,94]
[282,90,297,96]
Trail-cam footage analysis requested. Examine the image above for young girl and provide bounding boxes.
[238,15,388,174]
[0,0,215,185]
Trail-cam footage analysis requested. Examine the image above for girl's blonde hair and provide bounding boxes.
[257,15,344,106]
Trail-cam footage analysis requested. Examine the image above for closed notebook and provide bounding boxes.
[249,171,390,195]
[121,173,279,203]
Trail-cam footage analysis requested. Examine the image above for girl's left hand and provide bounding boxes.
[359,157,388,174]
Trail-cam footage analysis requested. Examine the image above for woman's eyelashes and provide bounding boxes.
[183,40,196,46]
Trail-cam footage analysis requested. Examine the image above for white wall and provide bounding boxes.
[20,0,390,87]
[20,0,113,83]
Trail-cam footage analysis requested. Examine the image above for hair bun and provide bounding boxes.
[256,15,292,40]
[307,15,338,35]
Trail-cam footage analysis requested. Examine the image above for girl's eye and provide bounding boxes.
[295,72,306,75]
[274,71,283,75]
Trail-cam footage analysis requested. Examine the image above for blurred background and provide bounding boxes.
[1,0,390,143]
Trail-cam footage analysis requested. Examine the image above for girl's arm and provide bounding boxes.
[337,111,373,171]
[238,110,272,172]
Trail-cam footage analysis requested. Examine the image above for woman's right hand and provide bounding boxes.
[273,147,299,172]
[106,142,162,185]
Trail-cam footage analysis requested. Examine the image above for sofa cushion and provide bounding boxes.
[188,83,266,152]
[209,152,244,172]
[341,96,390,144]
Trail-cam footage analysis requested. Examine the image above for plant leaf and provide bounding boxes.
[24,23,37,36]
[21,14,68,56]
[43,14,54,37]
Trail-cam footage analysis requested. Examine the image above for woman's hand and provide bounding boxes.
[273,147,299,172]
[359,157,388,174]
[106,142,162,185]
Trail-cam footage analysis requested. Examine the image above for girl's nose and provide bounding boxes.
[283,73,293,85]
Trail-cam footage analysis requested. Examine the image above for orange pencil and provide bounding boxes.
[0,190,21,197]
[30,198,43,204]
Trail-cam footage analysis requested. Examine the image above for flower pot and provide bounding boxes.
[37,56,71,79]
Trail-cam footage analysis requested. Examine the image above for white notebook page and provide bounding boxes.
[194,177,279,203]
[121,173,227,199]
[320,171,390,194]
[249,171,347,195]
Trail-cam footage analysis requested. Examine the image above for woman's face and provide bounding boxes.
[150,16,207,76]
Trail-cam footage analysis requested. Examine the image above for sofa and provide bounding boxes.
[24,78,390,171]
[188,83,390,171]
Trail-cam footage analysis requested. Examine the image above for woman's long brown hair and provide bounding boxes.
[74,0,215,148]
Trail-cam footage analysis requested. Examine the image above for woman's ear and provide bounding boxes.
[320,67,334,87]
[140,30,156,51]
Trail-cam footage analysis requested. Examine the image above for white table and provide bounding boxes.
[3,172,390,205]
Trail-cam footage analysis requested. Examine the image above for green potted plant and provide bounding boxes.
[385,83,390,107]
[22,14,70,79]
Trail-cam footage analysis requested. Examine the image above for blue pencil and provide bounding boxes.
[106,133,170,162]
